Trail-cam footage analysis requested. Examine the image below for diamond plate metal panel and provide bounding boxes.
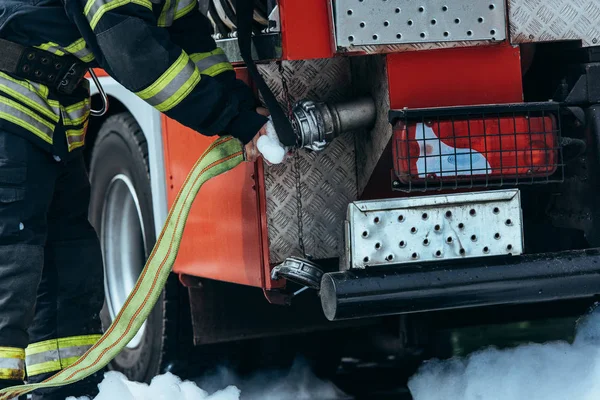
[257,59,358,264]
[509,0,600,47]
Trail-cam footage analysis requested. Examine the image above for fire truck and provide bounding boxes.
[84,0,600,383]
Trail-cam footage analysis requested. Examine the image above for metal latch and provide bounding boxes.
[271,257,324,293]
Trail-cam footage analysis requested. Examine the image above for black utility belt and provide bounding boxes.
[0,37,87,95]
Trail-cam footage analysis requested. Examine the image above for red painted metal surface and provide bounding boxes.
[279,0,334,60]
[163,68,273,288]
[387,44,524,109]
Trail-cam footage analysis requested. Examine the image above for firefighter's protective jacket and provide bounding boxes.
[0,0,268,155]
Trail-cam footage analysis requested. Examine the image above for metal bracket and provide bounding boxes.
[270,257,324,290]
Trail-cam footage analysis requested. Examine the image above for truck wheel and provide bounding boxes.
[89,112,181,383]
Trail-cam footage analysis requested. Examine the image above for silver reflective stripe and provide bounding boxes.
[62,101,90,126]
[35,42,64,56]
[59,345,93,360]
[194,53,229,73]
[143,59,197,107]
[85,0,152,30]
[71,47,94,62]
[0,358,24,371]
[64,39,95,63]
[43,45,62,55]
[24,350,59,368]
[85,0,108,26]
[175,0,195,17]
[158,0,176,26]
[158,0,195,26]
[25,345,93,367]
[67,121,89,151]
[0,75,60,121]
[0,96,54,143]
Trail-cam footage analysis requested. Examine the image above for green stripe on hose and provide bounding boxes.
[0,136,244,400]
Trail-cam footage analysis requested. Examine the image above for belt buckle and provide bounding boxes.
[57,62,83,95]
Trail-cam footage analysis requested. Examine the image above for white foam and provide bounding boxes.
[65,357,345,400]
[66,371,240,400]
[408,305,600,400]
[257,118,287,164]
[257,135,286,164]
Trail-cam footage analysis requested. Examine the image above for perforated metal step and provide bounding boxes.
[334,0,506,48]
[344,189,523,269]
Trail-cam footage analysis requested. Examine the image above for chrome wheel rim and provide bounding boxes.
[101,174,148,349]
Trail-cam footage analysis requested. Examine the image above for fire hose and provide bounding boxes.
[0,136,244,400]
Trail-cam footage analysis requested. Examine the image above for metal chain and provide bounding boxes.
[278,61,306,258]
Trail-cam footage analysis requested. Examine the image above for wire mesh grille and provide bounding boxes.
[390,104,564,192]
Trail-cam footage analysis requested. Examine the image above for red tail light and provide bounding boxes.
[392,112,560,191]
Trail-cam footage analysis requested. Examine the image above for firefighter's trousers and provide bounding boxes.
[0,129,105,399]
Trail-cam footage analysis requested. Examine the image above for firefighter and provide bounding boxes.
[0,0,270,397]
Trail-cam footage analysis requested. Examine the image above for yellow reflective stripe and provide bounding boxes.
[57,335,101,349]
[201,63,233,77]
[59,356,81,369]
[0,97,53,131]
[64,99,89,114]
[0,74,60,122]
[25,335,101,376]
[174,0,196,19]
[26,361,62,376]
[64,112,89,127]
[0,111,52,144]
[158,0,195,26]
[0,347,25,378]
[0,72,52,103]
[34,42,65,56]
[156,67,199,112]
[64,39,96,63]
[62,100,91,126]
[0,348,24,360]
[190,48,233,77]
[136,52,190,99]
[0,97,54,143]
[64,38,86,53]
[157,0,174,26]
[0,369,24,381]
[86,0,153,30]
[0,72,58,117]
[136,51,201,112]
[189,47,226,63]
[0,72,45,96]
[67,121,89,151]
[24,339,56,357]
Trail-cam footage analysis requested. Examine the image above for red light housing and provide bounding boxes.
[391,108,561,191]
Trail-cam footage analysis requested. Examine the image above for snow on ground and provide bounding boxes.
[408,304,600,400]
[67,358,346,400]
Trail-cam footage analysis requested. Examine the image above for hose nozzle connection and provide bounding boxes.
[291,96,376,151]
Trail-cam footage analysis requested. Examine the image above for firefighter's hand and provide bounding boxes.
[244,108,270,162]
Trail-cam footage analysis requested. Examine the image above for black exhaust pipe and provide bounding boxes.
[320,249,600,321]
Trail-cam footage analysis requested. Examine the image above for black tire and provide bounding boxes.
[89,112,184,383]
